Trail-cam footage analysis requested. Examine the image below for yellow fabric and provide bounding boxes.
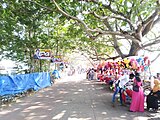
[152,79,160,92]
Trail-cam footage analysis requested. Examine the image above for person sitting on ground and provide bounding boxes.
[146,79,160,112]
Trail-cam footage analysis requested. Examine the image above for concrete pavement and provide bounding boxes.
[0,73,159,120]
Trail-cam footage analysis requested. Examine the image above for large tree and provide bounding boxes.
[51,0,160,59]
[0,0,115,63]
[0,0,56,72]
[1,0,160,63]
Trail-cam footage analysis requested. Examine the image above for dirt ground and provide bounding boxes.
[0,73,159,120]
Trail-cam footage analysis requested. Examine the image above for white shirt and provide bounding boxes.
[118,74,130,88]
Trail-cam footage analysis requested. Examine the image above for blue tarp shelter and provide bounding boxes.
[0,72,51,96]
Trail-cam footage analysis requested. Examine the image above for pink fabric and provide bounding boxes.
[130,79,144,112]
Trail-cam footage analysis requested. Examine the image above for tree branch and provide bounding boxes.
[80,53,95,67]
[141,39,160,49]
[142,9,159,36]
[52,0,96,37]
[152,15,160,27]
[143,48,160,52]
[151,53,160,63]
[52,0,140,44]
[23,0,53,11]
[81,0,127,18]
[92,12,135,30]
[103,19,125,58]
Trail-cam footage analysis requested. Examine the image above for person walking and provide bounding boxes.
[129,72,144,112]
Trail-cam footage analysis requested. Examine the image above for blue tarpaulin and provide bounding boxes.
[52,70,60,79]
[0,72,51,96]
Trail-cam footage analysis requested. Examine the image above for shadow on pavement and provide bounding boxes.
[0,75,159,120]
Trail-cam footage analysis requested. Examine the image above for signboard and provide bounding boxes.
[51,55,63,63]
[34,49,51,60]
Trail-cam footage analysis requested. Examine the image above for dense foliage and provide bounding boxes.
[0,0,160,72]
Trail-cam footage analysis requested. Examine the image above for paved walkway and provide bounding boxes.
[0,73,159,120]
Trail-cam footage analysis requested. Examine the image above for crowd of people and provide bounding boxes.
[86,67,160,113]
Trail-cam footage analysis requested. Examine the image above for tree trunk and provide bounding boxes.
[129,41,141,56]
[39,59,42,72]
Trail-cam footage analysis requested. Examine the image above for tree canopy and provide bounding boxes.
[52,0,160,59]
[0,0,160,71]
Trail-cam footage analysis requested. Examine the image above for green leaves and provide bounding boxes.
[1,0,159,65]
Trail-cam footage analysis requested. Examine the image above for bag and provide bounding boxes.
[133,85,139,92]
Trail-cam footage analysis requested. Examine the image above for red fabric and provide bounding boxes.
[122,89,132,103]
[104,76,111,84]
[97,74,104,81]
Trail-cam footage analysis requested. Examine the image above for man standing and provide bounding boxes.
[89,68,95,80]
